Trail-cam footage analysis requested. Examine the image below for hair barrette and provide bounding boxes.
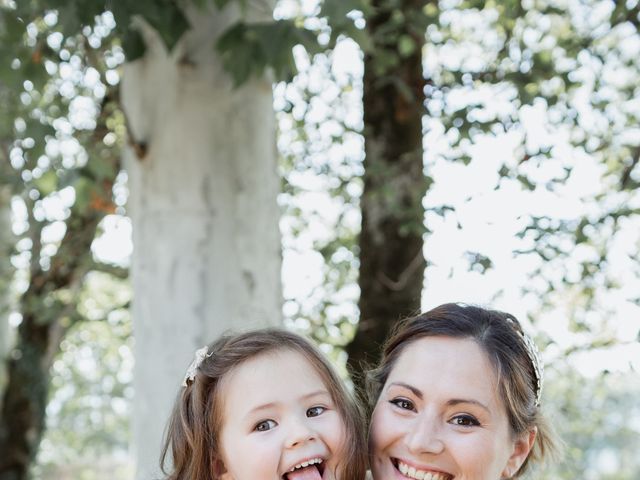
[505,317,544,407]
[182,346,213,387]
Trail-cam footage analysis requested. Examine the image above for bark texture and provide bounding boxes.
[121,5,281,479]
[347,0,428,385]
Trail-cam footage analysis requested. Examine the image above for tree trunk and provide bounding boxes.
[0,88,119,477]
[120,5,282,478]
[347,0,427,385]
[0,185,12,402]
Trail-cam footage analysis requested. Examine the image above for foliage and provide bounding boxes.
[277,0,640,355]
[275,40,364,359]
[218,20,321,84]
[414,0,639,281]
[0,4,126,478]
[537,365,640,479]
[33,273,133,480]
[2,0,324,81]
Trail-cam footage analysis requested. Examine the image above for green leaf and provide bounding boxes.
[147,5,189,52]
[213,0,241,9]
[121,30,145,61]
[320,0,365,23]
[397,34,416,57]
[0,8,26,44]
[192,0,209,9]
[86,157,117,181]
[216,22,259,85]
[34,170,58,196]
[343,23,373,52]
[216,20,321,86]
[56,3,83,37]
[73,176,93,212]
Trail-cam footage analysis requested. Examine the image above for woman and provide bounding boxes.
[367,303,559,480]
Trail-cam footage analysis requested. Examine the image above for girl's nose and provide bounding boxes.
[406,414,445,455]
[285,418,316,448]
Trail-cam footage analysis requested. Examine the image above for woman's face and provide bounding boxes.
[369,336,533,480]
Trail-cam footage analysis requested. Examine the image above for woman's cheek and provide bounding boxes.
[370,403,397,450]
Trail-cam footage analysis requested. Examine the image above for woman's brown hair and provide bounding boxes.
[160,328,367,480]
[367,303,560,478]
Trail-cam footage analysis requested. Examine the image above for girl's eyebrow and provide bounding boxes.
[245,390,331,416]
[301,389,331,400]
[247,402,277,415]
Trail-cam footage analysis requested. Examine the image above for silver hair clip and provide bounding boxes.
[182,346,213,387]
[506,318,544,407]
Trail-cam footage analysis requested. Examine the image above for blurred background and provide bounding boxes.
[0,0,639,479]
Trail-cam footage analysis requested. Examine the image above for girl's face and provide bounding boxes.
[218,349,346,480]
[369,336,534,480]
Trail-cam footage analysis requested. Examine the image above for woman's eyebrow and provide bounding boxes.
[388,382,423,399]
[387,384,491,413]
[447,398,490,413]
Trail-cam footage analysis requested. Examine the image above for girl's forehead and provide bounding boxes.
[215,349,339,428]
[221,348,332,398]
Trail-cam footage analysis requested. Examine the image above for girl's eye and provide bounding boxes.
[254,419,277,432]
[390,398,415,411]
[306,406,326,417]
[451,414,480,427]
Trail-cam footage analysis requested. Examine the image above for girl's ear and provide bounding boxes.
[214,458,232,480]
[501,427,536,479]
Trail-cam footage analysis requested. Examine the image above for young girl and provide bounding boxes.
[160,329,367,480]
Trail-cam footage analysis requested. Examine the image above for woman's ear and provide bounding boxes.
[501,427,536,479]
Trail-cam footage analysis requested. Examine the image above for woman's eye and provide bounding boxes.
[390,398,415,411]
[254,419,277,432]
[451,414,480,427]
[306,406,326,417]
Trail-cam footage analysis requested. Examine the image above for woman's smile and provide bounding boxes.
[393,458,453,480]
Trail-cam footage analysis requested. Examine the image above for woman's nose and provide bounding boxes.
[285,418,316,448]
[406,414,445,455]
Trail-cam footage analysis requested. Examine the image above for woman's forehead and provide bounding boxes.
[386,336,500,404]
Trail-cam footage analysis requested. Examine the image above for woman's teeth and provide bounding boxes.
[398,461,450,480]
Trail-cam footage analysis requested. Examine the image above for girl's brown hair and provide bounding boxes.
[367,303,560,478]
[161,328,367,480]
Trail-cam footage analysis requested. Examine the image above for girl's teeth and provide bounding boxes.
[290,458,322,471]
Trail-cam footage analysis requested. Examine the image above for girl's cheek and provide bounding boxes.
[334,415,349,452]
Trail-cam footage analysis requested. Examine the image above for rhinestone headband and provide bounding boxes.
[182,346,213,387]
[505,317,544,407]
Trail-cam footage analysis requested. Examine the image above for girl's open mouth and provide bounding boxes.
[283,458,326,480]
